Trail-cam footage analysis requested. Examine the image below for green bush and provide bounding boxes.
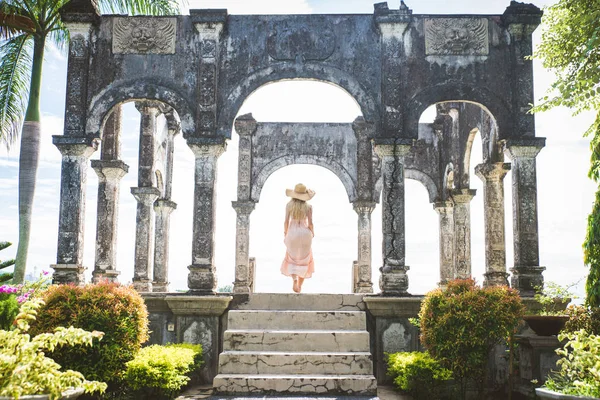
[29,282,149,386]
[123,344,203,399]
[0,298,107,399]
[564,304,600,335]
[419,278,524,399]
[0,241,15,283]
[545,330,600,397]
[0,286,18,330]
[387,351,452,400]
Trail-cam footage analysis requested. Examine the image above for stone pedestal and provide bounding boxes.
[91,160,128,283]
[153,199,177,292]
[187,141,226,293]
[374,142,412,295]
[475,162,511,287]
[505,139,546,296]
[434,201,455,287]
[232,201,256,294]
[51,137,98,284]
[131,187,161,292]
[451,189,476,280]
[515,335,561,394]
[353,201,376,294]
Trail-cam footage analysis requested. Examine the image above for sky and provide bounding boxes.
[0,0,595,299]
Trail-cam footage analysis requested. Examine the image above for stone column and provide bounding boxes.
[505,139,546,296]
[353,201,376,293]
[475,162,511,287]
[451,189,476,280]
[434,201,455,287]
[374,141,412,295]
[187,140,226,293]
[232,201,256,294]
[51,138,97,284]
[153,199,177,292]
[91,160,128,282]
[135,101,161,187]
[131,187,161,292]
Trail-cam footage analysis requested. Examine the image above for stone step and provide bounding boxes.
[218,351,373,375]
[213,374,377,395]
[233,293,366,311]
[227,310,366,330]
[223,329,370,352]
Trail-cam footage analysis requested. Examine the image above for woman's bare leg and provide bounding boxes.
[297,277,305,293]
[292,274,299,293]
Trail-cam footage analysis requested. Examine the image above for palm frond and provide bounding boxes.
[0,9,36,39]
[98,0,182,16]
[0,34,33,149]
[48,23,68,52]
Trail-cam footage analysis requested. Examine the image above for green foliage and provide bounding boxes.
[0,288,18,331]
[123,344,203,399]
[387,351,452,400]
[531,0,600,308]
[532,281,575,315]
[544,330,600,397]
[217,284,233,293]
[29,282,149,386]
[564,305,600,335]
[0,241,15,282]
[419,279,525,398]
[0,298,107,399]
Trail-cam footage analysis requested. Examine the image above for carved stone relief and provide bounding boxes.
[425,18,489,55]
[113,18,177,54]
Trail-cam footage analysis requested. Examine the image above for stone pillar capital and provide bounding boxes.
[475,162,511,182]
[232,200,256,215]
[451,189,476,204]
[373,139,413,158]
[187,140,227,158]
[353,201,376,214]
[434,200,454,213]
[504,138,545,160]
[53,136,98,158]
[91,159,129,181]
[154,199,177,213]
[131,187,161,205]
[135,100,163,114]
[352,117,375,140]
[234,113,258,136]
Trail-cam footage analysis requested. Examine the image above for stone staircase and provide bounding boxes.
[213,294,377,396]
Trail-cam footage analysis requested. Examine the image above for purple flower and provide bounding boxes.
[42,270,50,276]
[0,285,18,294]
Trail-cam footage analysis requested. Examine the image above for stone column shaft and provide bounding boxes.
[505,140,546,295]
[476,162,511,287]
[131,187,161,292]
[91,160,129,282]
[451,189,476,280]
[153,199,177,292]
[434,201,455,287]
[232,201,256,294]
[374,142,411,295]
[101,107,122,160]
[135,102,161,187]
[353,201,376,293]
[187,141,226,293]
[51,139,97,284]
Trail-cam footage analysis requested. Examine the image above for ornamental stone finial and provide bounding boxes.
[59,0,100,24]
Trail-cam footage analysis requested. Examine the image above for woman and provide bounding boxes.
[281,183,315,293]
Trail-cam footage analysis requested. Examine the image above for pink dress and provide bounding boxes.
[280,206,314,279]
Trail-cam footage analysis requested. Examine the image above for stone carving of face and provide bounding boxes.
[130,20,157,53]
[444,27,470,53]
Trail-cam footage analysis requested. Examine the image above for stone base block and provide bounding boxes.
[133,279,152,292]
[484,271,510,287]
[379,265,410,295]
[218,351,373,375]
[213,374,377,395]
[224,330,370,352]
[152,282,169,292]
[187,264,216,293]
[233,293,366,311]
[91,269,120,283]
[511,266,546,297]
[51,264,85,285]
[227,310,366,330]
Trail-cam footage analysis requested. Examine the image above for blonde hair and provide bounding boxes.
[288,198,310,220]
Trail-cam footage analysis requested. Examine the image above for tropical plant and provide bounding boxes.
[531,281,575,316]
[563,304,600,335]
[0,241,15,283]
[544,330,600,398]
[387,351,452,400]
[0,284,19,330]
[419,278,525,399]
[28,282,149,388]
[123,343,203,399]
[0,297,107,399]
[0,0,180,284]
[530,0,600,308]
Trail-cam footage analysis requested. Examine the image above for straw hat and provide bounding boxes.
[286,183,315,201]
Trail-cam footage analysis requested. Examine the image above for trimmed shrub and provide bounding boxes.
[387,351,452,400]
[563,304,600,335]
[0,285,18,330]
[123,344,203,399]
[29,282,149,386]
[419,278,524,399]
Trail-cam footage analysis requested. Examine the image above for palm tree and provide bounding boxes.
[0,0,180,283]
